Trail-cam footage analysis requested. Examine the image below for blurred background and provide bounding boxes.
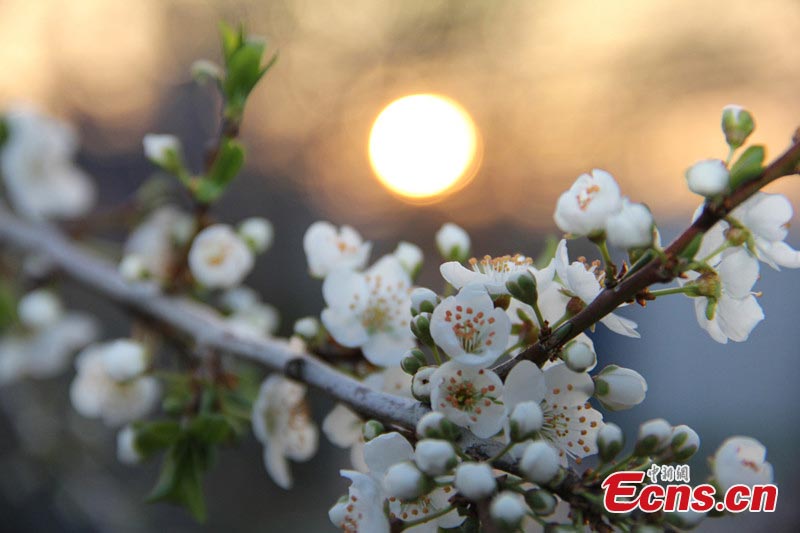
[0,0,799,531]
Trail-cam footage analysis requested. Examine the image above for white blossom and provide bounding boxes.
[593,365,647,411]
[490,491,527,529]
[561,338,596,373]
[685,159,729,196]
[383,462,426,501]
[238,217,274,253]
[69,340,159,426]
[101,339,148,382]
[712,436,773,491]
[411,366,436,401]
[189,224,254,289]
[17,289,62,329]
[304,221,371,278]
[119,255,149,281]
[669,424,700,460]
[554,169,623,236]
[699,193,800,270]
[329,471,390,533]
[430,284,511,367]
[681,248,764,343]
[504,360,602,463]
[142,133,181,166]
[123,205,194,282]
[454,462,496,500]
[0,106,95,220]
[414,439,457,476]
[252,375,319,489]
[440,254,541,296]
[555,239,639,337]
[605,199,654,249]
[435,223,470,261]
[0,293,97,384]
[294,316,320,338]
[635,418,673,455]
[520,441,561,484]
[509,401,544,441]
[321,256,415,366]
[394,241,423,276]
[429,361,505,438]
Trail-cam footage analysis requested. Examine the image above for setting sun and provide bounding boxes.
[368,94,480,200]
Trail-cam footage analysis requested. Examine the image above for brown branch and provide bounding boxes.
[494,136,800,378]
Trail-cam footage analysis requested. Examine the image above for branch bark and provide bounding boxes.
[493,136,800,377]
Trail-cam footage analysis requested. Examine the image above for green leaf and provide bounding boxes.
[679,232,704,261]
[219,22,244,63]
[133,420,183,457]
[729,145,765,189]
[189,413,235,445]
[194,138,245,203]
[535,235,559,268]
[147,437,209,522]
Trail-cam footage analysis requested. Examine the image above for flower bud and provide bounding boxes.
[410,287,438,315]
[525,489,557,516]
[293,316,320,339]
[505,270,538,307]
[18,289,62,329]
[509,401,544,441]
[401,349,428,375]
[394,241,423,279]
[596,422,624,462]
[414,439,457,476]
[410,312,433,345]
[362,420,385,442]
[191,59,223,84]
[668,424,700,462]
[605,200,654,249]
[490,491,527,530]
[436,223,470,262]
[520,441,560,485]
[411,366,436,401]
[634,418,673,456]
[143,134,182,171]
[416,412,460,441]
[119,254,149,281]
[685,159,729,197]
[561,340,596,373]
[685,271,721,299]
[116,425,143,465]
[383,461,429,501]
[102,339,148,382]
[721,105,755,150]
[724,226,750,247]
[454,462,496,501]
[712,436,773,491]
[237,217,274,253]
[593,365,647,411]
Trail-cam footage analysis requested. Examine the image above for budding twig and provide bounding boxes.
[493,135,800,378]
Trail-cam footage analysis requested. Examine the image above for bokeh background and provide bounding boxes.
[0,0,799,531]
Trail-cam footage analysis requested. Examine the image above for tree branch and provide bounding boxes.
[493,135,800,378]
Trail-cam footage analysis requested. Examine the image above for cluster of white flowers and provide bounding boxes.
[0,106,95,220]
[69,339,159,426]
[0,99,788,532]
[0,289,98,384]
